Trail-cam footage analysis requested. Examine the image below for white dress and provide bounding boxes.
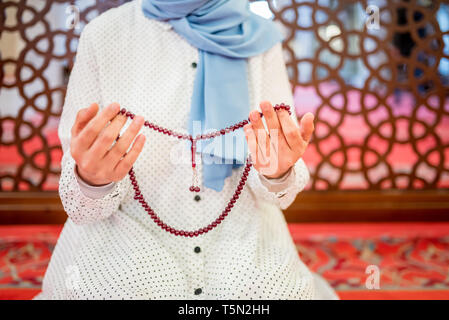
[36,0,337,300]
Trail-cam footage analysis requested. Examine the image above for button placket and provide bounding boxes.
[191,236,205,299]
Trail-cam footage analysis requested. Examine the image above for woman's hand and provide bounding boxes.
[244,101,314,179]
[70,102,146,186]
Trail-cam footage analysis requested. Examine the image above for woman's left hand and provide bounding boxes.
[244,101,314,179]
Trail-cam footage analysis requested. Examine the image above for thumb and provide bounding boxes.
[72,103,99,136]
[300,112,315,143]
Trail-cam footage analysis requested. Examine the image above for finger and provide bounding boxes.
[277,109,303,151]
[105,115,145,164]
[249,109,270,157]
[77,103,121,149]
[89,112,128,159]
[260,101,281,134]
[300,112,315,143]
[244,124,260,167]
[113,134,146,179]
[71,103,99,137]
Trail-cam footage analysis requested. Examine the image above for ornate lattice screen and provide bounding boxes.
[1,0,449,192]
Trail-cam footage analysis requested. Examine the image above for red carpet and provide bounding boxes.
[1,223,449,300]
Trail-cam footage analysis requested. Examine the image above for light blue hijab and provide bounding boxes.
[142,0,284,191]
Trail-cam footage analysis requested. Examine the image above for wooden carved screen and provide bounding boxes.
[1,0,448,222]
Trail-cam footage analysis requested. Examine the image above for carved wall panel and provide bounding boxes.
[1,0,448,191]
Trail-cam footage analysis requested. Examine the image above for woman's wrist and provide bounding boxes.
[75,164,113,186]
[74,165,116,199]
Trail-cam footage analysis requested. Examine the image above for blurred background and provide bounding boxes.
[1,0,448,299]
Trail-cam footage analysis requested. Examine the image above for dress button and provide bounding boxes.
[194,288,202,295]
[191,62,197,68]
[194,246,201,253]
[194,195,201,202]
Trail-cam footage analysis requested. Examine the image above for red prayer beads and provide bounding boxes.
[120,103,291,237]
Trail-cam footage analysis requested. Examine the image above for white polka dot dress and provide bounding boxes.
[35,0,337,300]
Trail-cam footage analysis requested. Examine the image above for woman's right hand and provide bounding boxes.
[70,102,146,186]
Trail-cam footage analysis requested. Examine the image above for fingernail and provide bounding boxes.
[250,111,259,122]
[135,116,144,124]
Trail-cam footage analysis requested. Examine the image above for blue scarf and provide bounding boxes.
[142,0,284,191]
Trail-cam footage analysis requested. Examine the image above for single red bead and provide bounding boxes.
[194,187,200,192]
[179,231,185,236]
[212,222,217,227]
[194,231,199,236]
[220,129,225,135]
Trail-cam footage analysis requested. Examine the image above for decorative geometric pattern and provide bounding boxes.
[0,0,131,191]
[270,0,449,190]
[1,0,448,191]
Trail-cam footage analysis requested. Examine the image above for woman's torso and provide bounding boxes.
[38,0,314,300]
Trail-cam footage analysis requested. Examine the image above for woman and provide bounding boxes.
[36,0,337,299]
